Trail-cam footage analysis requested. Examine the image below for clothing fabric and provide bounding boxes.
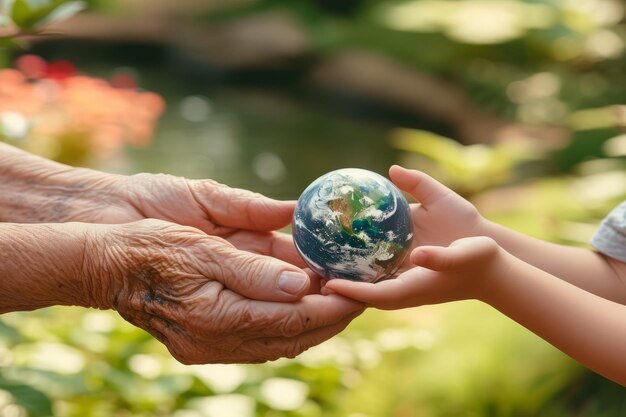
[590,201,626,263]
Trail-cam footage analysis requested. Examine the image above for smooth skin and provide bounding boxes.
[0,142,363,364]
[324,165,626,386]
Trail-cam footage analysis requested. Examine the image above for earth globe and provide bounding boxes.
[293,168,413,283]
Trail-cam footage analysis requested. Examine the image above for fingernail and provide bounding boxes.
[278,271,309,295]
[411,250,428,265]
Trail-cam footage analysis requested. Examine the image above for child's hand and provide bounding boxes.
[322,236,506,309]
[390,165,484,249]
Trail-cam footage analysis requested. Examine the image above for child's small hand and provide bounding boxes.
[390,165,484,249]
[322,236,506,309]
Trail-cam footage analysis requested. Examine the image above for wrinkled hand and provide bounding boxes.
[108,173,293,235]
[323,236,505,309]
[87,219,363,364]
[72,172,305,268]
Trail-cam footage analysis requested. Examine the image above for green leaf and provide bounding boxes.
[10,0,32,29]
[0,378,53,416]
[11,0,83,30]
[0,38,22,49]
[42,1,84,25]
[0,49,9,68]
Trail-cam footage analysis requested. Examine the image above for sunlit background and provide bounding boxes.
[1,0,625,416]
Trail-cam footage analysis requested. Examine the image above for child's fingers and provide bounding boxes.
[389,165,454,207]
[410,246,466,271]
[323,277,413,307]
[411,237,498,271]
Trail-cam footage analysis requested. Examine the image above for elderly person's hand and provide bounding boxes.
[0,142,305,268]
[0,219,362,364]
[0,142,315,295]
[0,142,364,363]
[92,219,363,363]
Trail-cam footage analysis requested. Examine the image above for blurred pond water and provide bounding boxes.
[33,42,406,200]
[126,86,400,200]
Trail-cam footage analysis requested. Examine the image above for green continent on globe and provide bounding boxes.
[293,168,413,283]
[328,186,386,240]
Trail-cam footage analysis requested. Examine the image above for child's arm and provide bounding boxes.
[389,166,626,304]
[482,219,626,303]
[323,237,626,386]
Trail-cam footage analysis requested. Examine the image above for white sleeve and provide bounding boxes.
[590,201,626,263]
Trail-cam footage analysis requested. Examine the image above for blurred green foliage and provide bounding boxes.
[9,0,83,31]
[0,0,84,32]
[1,0,626,416]
[207,0,626,111]
[0,0,85,65]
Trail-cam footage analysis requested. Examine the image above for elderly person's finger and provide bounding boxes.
[225,230,306,268]
[211,293,364,339]
[131,291,362,364]
[212,315,358,364]
[139,290,363,340]
[189,179,296,232]
[147,312,359,364]
[203,244,312,302]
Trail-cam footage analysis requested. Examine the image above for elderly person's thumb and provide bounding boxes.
[212,247,311,302]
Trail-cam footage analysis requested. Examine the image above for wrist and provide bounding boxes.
[79,221,171,312]
[79,223,129,310]
[0,143,124,223]
[474,246,520,304]
[0,223,108,312]
[473,214,492,238]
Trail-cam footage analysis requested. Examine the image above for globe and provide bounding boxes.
[293,168,414,283]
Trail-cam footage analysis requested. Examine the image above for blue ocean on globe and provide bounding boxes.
[293,168,414,283]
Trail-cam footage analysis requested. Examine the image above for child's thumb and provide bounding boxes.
[410,237,495,271]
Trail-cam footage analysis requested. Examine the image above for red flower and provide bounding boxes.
[45,60,76,81]
[15,55,77,81]
[15,54,47,79]
[2,56,166,160]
